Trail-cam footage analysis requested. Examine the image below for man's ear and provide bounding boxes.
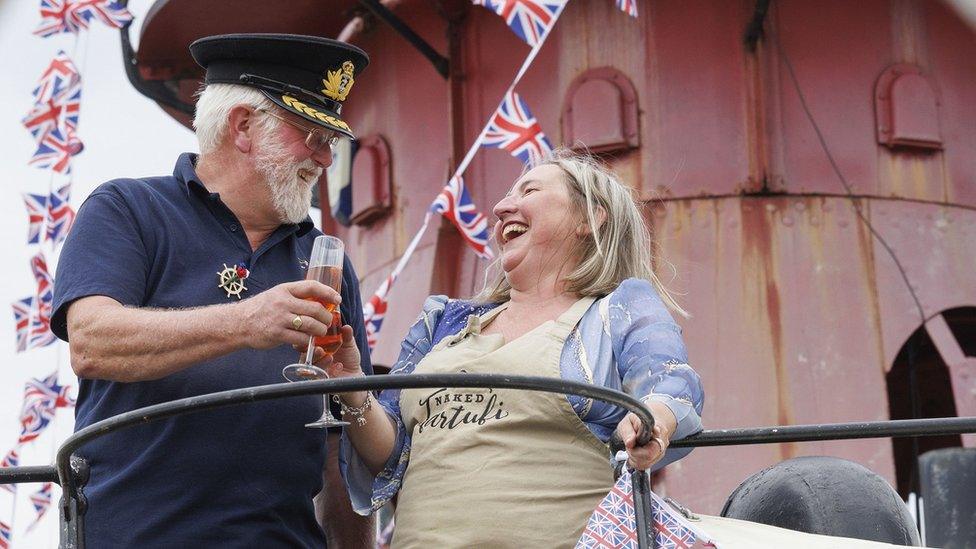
[228,105,257,154]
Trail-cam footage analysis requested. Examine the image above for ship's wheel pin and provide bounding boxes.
[217,263,249,299]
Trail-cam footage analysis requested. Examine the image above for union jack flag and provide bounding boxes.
[13,297,34,353]
[34,0,132,37]
[27,483,54,530]
[29,126,81,174]
[34,0,87,37]
[30,51,81,106]
[0,519,11,549]
[24,54,85,165]
[577,469,719,549]
[47,183,75,244]
[482,91,553,165]
[577,468,639,548]
[1,448,20,494]
[363,274,395,351]
[28,253,57,350]
[24,193,48,245]
[472,0,566,46]
[19,372,75,445]
[74,0,133,29]
[22,87,82,146]
[430,176,494,260]
[616,0,638,17]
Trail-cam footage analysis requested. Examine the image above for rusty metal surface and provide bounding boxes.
[767,0,976,208]
[651,195,898,511]
[922,0,976,206]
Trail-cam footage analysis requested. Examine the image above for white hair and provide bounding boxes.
[192,84,279,153]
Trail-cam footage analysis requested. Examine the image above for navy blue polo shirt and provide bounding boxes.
[52,153,372,548]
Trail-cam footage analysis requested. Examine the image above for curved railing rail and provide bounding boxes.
[53,374,655,497]
[19,374,655,548]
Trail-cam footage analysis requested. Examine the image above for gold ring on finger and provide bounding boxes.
[292,315,303,330]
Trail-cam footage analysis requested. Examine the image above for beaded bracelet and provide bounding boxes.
[333,393,372,426]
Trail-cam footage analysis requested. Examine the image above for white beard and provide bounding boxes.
[254,131,322,224]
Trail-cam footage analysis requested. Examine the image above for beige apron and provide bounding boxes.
[394,297,613,548]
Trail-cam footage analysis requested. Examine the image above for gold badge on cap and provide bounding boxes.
[322,60,355,102]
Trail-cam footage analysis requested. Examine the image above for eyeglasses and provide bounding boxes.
[257,108,340,154]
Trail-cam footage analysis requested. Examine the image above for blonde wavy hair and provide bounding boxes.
[475,149,687,316]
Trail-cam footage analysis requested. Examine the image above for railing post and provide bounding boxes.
[59,456,89,549]
[632,469,657,549]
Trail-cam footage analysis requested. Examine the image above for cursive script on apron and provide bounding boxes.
[417,388,510,433]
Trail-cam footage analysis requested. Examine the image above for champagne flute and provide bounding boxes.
[282,235,349,427]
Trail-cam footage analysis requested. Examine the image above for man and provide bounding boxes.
[52,34,374,547]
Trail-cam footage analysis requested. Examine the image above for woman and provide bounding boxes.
[320,151,704,547]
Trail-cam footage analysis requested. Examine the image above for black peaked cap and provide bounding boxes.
[190,33,369,138]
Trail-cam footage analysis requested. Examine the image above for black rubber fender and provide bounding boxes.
[720,456,920,546]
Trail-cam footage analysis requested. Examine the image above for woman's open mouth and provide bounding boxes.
[502,222,528,243]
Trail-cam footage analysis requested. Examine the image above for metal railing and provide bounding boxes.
[2,374,975,548]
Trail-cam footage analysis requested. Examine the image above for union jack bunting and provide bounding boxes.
[30,51,81,106]
[28,304,57,350]
[30,254,53,308]
[363,274,395,351]
[29,126,81,174]
[472,0,567,46]
[22,88,82,146]
[429,176,494,260]
[616,0,639,18]
[46,183,75,244]
[34,0,132,37]
[28,253,56,350]
[0,448,19,469]
[0,519,11,549]
[34,0,88,37]
[13,297,34,353]
[577,468,639,548]
[1,448,20,493]
[577,469,719,549]
[25,54,85,165]
[19,372,75,445]
[24,193,48,245]
[482,90,553,165]
[74,0,133,29]
[27,483,54,530]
